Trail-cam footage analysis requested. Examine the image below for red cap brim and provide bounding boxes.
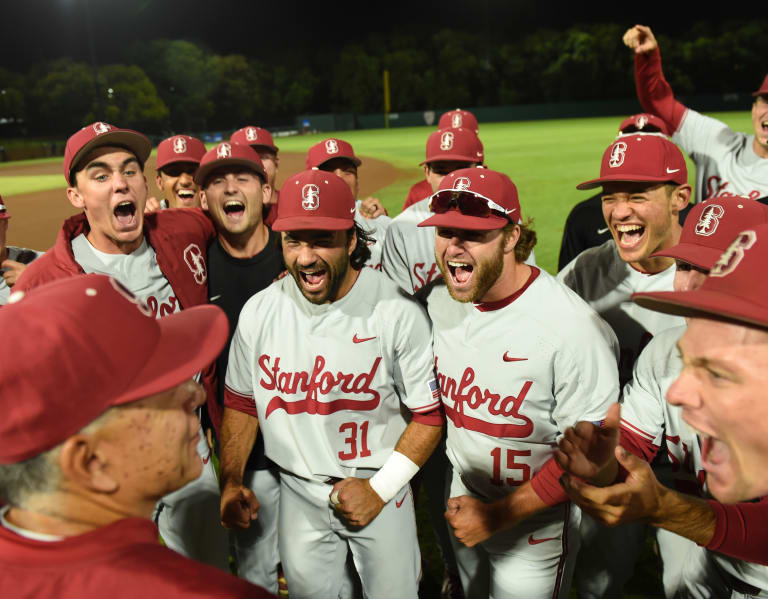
[271,216,355,232]
[195,157,266,185]
[576,174,677,190]
[68,130,152,185]
[650,243,724,271]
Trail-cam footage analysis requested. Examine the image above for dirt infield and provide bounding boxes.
[1,151,403,250]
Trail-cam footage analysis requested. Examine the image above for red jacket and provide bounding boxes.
[15,208,224,430]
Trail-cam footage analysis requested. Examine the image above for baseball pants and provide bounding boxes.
[232,467,281,592]
[154,423,230,571]
[656,527,730,598]
[278,469,421,599]
[448,470,580,599]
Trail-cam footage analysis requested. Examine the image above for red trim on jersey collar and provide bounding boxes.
[474,266,540,312]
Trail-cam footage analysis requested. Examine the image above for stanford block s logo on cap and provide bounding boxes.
[440,131,455,151]
[92,122,111,135]
[635,115,649,130]
[183,244,207,285]
[301,184,320,210]
[173,136,187,154]
[216,143,232,159]
[710,230,756,278]
[451,113,463,128]
[325,139,339,154]
[695,204,724,237]
[245,127,258,141]
[453,176,471,191]
[609,141,627,168]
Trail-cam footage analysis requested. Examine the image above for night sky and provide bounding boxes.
[1,0,753,72]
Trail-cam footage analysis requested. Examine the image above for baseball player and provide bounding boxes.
[13,122,231,571]
[382,127,484,293]
[305,138,392,270]
[402,109,481,212]
[219,169,444,599]
[623,24,768,203]
[417,168,619,598]
[557,113,674,271]
[0,195,41,305]
[556,133,690,597]
[230,126,281,227]
[196,141,284,591]
[155,134,207,209]
[557,196,768,598]
[0,274,273,598]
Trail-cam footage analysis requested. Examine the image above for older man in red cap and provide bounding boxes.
[14,122,231,571]
[0,274,274,598]
[417,168,619,598]
[154,134,207,209]
[557,196,768,598]
[0,195,41,305]
[219,169,443,599]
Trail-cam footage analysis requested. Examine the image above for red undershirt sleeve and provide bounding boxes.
[530,457,567,506]
[705,496,768,565]
[223,387,259,419]
[635,47,687,134]
[410,405,444,427]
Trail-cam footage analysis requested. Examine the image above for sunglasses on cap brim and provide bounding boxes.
[429,190,514,220]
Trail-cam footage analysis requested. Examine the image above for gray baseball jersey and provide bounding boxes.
[557,240,685,385]
[424,268,619,598]
[354,202,391,272]
[673,109,768,203]
[0,246,42,305]
[621,326,768,597]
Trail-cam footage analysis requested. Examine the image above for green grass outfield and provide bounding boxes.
[0,111,753,274]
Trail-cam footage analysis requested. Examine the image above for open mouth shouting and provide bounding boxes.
[614,223,646,250]
[223,199,246,223]
[446,260,474,289]
[113,200,138,230]
[299,268,327,293]
[175,188,197,207]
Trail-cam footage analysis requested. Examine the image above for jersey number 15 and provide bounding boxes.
[490,447,531,487]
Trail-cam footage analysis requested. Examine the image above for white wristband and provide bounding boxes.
[369,451,420,503]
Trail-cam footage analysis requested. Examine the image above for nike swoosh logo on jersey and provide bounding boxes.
[353,334,377,343]
[528,534,559,545]
[209,295,222,302]
[597,227,610,235]
[395,492,408,508]
[502,352,527,362]
[666,167,680,174]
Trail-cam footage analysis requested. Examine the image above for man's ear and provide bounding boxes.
[262,183,273,206]
[66,186,85,210]
[671,184,692,214]
[57,435,118,494]
[155,174,163,192]
[347,228,358,257]
[503,224,521,254]
[199,190,208,211]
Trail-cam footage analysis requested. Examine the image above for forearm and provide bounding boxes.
[635,47,686,132]
[394,420,443,467]
[219,407,259,487]
[706,498,768,565]
[650,486,716,546]
[494,480,550,533]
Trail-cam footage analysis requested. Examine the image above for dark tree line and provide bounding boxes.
[2,19,766,137]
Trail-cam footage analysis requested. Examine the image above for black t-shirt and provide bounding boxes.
[208,229,284,471]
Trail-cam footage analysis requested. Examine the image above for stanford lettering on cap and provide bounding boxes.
[453,176,471,191]
[694,204,724,237]
[451,113,463,128]
[216,143,232,159]
[710,231,757,278]
[173,136,187,154]
[609,142,627,168]
[246,127,258,141]
[440,131,455,151]
[302,184,320,211]
[92,122,111,135]
[325,139,339,154]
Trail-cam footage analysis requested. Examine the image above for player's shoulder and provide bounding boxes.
[391,197,432,226]
[148,206,215,238]
[637,324,686,363]
[676,109,746,152]
[359,267,426,312]
[557,239,621,285]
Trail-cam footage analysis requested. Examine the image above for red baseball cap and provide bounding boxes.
[618,113,670,137]
[0,195,9,220]
[418,168,519,231]
[156,135,207,170]
[633,223,768,328]
[305,138,361,169]
[438,109,479,133]
[194,142,266,185]
[652,197,768,270]
[0,274,228,464]
[752,74,768,96]
[421,127,484,165]
[272,169,356,231]
[577,135,687,190]
[231,126,279,153]
[64,122,152,185]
